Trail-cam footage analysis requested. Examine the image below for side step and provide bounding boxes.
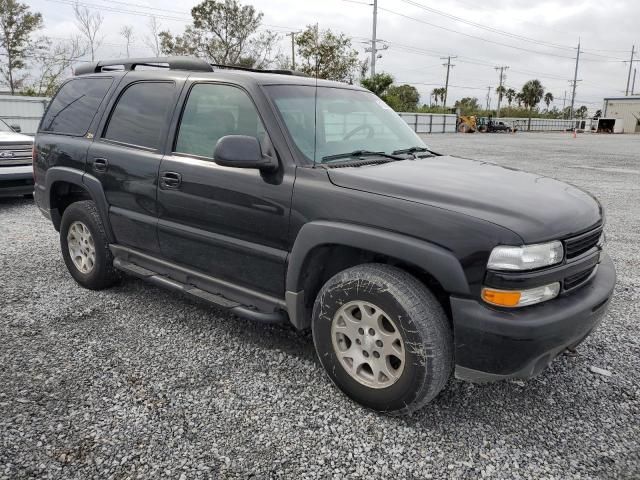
[113,257,286,324]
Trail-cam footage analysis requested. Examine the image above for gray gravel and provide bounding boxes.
[1,132,639,479]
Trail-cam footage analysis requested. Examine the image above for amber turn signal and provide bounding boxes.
[481,288,522,307]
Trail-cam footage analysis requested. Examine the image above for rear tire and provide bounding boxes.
[60,200,119,290]
[312,263,453,415]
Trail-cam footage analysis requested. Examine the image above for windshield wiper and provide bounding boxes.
[321,150,404,162]
[391,146,433,156]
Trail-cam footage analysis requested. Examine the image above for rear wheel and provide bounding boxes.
[60,200,119,290]
[312,263,453,415]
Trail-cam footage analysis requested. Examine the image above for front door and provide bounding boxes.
[89,77,181,254]
[157,82,294,297]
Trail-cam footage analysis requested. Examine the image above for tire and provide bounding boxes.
[60,200,119,290]
[312,263,453,415]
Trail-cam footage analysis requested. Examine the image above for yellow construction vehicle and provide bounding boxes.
[457,115,477,133]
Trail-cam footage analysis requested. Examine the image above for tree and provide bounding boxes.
[294,24,360,82]
[0,0,43,94]
[431,87,446,106]
[120,25,134,58]
[520,79,545,130]
[145,16,162,56]
[385,84,420,111]
[73,2,103,61]
[23,36,86,97]
[575,105,589,119]
[360,72,393,97]
[160,0,278,68]
[454,97,480,114]
[520,79,544,110]
[505,88,516,106]
[543,92,554,110]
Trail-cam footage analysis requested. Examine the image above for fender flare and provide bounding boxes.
[285,221,470,328]
[44,167,114,242]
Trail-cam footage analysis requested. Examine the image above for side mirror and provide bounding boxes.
[10,124,21,133]
[214,135,277,171]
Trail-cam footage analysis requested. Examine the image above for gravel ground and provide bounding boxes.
[1,132,639,479]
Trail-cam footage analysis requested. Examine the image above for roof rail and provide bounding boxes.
[209,63,309,77]
[74,56,214,76]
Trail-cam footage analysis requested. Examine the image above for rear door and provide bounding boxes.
[88,72,184,254]
[156,81,294,297]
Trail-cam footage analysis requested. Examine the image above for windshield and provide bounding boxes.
[265,85,426,163]
[0,119,12,132]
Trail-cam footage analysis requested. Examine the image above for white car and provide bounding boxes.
[0,119,34,198]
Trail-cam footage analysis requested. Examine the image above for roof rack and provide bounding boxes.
[209,63,309,77]
[74,56,213,76]
[73,56,309,78]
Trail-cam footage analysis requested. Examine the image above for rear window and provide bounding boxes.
[40,77,112,136]
[103,82,175,150]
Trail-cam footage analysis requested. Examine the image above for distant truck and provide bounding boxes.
[0,118,33,198]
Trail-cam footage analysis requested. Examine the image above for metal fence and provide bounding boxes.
[398,113,458,133]
[0,95,49,135]
[495,117,593,132]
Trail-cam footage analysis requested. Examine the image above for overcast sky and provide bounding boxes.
[31,0,639,111]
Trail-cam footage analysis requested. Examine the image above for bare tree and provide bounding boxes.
[120,25,134,58]
[24,36,87,96]
[144,16,162,57]
[73,2,103,61]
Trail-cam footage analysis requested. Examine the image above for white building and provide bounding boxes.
[603,96,640,133]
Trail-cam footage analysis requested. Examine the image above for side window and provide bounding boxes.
[104,82,175,150]
[175,84,266,158]
[40,77,112,136]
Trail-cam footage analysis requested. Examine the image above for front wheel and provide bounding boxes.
[312,264,453,415]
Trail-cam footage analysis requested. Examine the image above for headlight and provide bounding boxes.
[482,282,561,308]
[488,241,564,271]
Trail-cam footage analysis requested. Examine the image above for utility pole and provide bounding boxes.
[562,90,567,113]
[370,0,378,76]
[569,39,581,119]
[626,45,636,95]
[495,65,508,117]
[486,86,492,110]
[286,32,297,70]
[632,68,637,95]
[441,56,456,108]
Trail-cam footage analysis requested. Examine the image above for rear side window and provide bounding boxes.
[104,82,175,150]
[40,77,112,136]
[175,83,266,158]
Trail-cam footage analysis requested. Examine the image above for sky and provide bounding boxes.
[29,0,640,112]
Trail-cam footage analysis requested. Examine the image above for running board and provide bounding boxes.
[111,248,287,325]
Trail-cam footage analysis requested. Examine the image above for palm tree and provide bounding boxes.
[520,79,545,130]
[543,92,554,111]
[431,88,440,106]
[495,85,506,114]
[505,88,516,106]
[515,92,523,107]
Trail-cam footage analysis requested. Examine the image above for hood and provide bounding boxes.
[328,156,602,243]
[0,131,33,143]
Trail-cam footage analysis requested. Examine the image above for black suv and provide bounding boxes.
[34,57,615,414]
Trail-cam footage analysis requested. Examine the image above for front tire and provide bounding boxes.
[60,200,119,290]
[312,264,453,415]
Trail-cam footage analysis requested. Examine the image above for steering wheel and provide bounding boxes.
[342,124,375,141]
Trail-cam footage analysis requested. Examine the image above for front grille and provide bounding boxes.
[564,266,596,290]
[564,227,601,259]
[0,143,33,166]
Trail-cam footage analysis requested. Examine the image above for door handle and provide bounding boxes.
[93,157,108,172]
[160,171,182,189]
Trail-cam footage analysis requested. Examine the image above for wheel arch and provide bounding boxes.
[285,221,470,329]
[45,167,114,242]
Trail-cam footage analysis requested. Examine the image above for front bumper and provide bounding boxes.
[0,165,34,197]
[452,252,616,382]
